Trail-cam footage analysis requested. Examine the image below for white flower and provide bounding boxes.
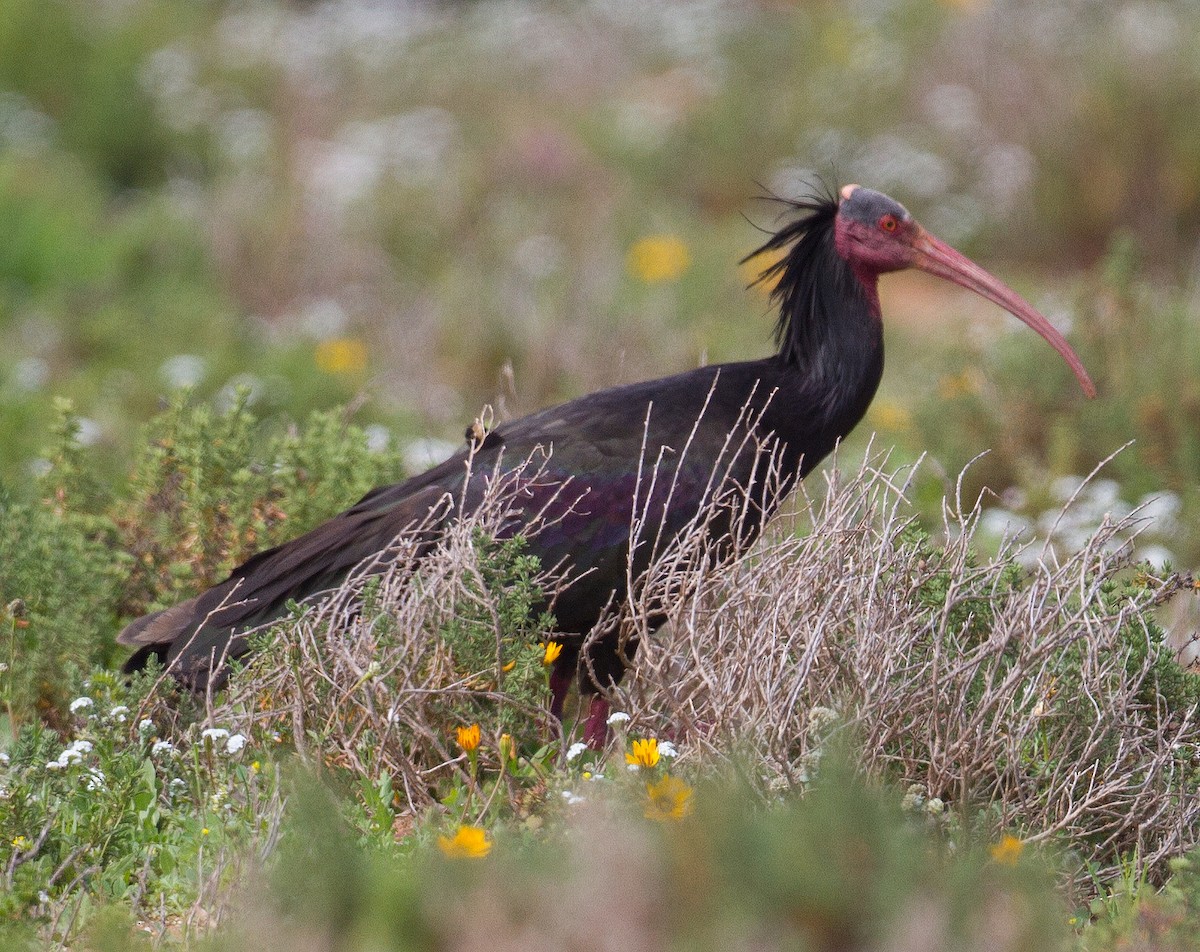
[201,727,230,744]
[69,697,93,714]
[37,891,49,905]
[151,740,174,756]
[169,778,187,791]
[109,705,129,723]
[225,733,247,754]
[657,741,678,758]
[48,741,92,769]
[138,719,154,734]
[606,711,630,727]
[808,706,840,730]
[0,752,10,766]
[565,742,588,762]
[561,790,585,805]
[85,768,106,791]
[901,785,925,812]
[626,763,640,773]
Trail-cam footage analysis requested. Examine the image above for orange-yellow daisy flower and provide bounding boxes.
[738,244,787,295]
[542,641,563,666]
[627,235,691,284]
[989,834,1024,866]
[314,337,368,375]
[644,775,694,821]
[455,723,481,753]
[437,824,493,859]
[626,738,660,769]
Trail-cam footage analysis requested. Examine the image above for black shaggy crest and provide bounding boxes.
[743,188,867,374]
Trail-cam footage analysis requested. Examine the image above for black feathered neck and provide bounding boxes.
[744,190,881,378]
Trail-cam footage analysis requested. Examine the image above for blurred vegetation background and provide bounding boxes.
[0,0,1197,570]
[3,1,1200,946]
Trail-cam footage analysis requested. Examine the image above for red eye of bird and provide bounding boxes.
[880,215,898,233]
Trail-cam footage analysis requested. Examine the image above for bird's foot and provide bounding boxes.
[582,695,610,750]
[548,667,573,722]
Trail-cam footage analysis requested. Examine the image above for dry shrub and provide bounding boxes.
[215,451,568,813]
[617,450,1200,888]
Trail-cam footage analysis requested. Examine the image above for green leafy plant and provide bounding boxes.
[0,668,281,945]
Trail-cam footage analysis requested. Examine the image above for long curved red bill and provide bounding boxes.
[911,229,1096,399]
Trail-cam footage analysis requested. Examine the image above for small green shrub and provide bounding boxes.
[0,393,406,730]
[0,499,121,731]
[0,404,125,729]
[0,668,281,944]
[113,390,405,621]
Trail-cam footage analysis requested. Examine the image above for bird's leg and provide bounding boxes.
[548,664,573,722]
[582,695,610,750]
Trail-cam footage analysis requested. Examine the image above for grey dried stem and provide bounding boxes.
[618,449,1200,889]
[217,450,570,813]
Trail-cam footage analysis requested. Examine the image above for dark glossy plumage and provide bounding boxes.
[124,183,1091,744]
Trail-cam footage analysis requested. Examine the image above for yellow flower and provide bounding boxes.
[627,235,691,284]
[314,337,368,375]
[644,775,694,821]
[499,733,516,764]
[626,738,660,769]
[937,370,981,400]
[542,641,563,666]
[501,659,516,673]
[739,245,787,295]
[989,834,1024,866]
[867,399,913,433]
[11,836,28,850]
[201,827,210,837]
[438,824,493,859]
[456,723,481,753]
